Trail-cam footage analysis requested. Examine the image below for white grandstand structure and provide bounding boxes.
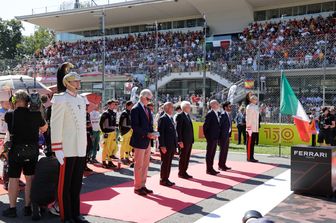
[15,0,336,105]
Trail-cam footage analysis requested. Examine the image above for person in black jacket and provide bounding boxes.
[130,89,157,196]
[235,106,246,145]
[119,101,133,164]
[176,101,194,179]
[158,102,177,187]
[3,90,48,218]
[203,100,221,175]
[218,101,232,171]
[99,100,118,168]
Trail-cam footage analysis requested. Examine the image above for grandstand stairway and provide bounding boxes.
[149,71,246,103]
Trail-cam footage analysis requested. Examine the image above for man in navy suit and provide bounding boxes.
[130,89,157,196]
[218,101,232,171]
[158,102,177,187]
[176,101,194,179]
[203,100,221,175]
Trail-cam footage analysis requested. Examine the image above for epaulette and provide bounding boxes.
[53,92,66,97]
[51,92,66,104]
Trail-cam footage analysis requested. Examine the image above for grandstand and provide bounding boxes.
[12,0,336,119]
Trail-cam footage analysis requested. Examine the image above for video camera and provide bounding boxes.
[29,91,42,112]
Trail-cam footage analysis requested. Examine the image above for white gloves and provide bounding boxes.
[246,127,252,137]
[55,150,65,165]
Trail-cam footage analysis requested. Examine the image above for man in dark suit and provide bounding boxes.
[176,101,194,179]
[203,100,221,175]
[218,101,232,171]
[158,102,177,187]
[130,89,157,196]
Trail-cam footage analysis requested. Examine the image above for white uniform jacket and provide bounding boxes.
[50,91,87,157]
[246,103,259,133]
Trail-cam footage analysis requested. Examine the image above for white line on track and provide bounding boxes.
[195,170,292,223]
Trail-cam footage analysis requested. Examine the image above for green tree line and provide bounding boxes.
[0,18,54,60]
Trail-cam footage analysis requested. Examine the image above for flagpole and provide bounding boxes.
[278,113,282,157]
[278,70,283,157]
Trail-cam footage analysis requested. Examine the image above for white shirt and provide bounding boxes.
[212,110,220,123]
[222,111,232,132]
[90,110,101,131]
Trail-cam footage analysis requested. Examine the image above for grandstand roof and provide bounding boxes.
[16,0,329,35]
[16,0,201,33]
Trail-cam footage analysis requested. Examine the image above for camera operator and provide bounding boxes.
[2,90,48,218]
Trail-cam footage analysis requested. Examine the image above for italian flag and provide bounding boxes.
[280,72,311,142]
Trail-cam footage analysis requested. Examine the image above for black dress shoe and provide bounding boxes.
[248,159,259,163]
[160,180,175,187]
[24,206,32,216]
[142,187,153,194]
[160,180,169,186]
[74,215,90,223]
[207,170,220,175]
[108,161,117,168]
[167,180,175,186]
[178,174,189,179]
[134,188,147,196]
[2,207,17,218]
[219,166,232,171]
[185,173,193,179]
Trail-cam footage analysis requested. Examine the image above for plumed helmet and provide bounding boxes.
[56,62,74,93]
[63,72,81,92]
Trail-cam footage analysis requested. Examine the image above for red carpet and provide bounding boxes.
[80,161,276,223]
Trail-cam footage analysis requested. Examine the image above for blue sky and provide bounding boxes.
[1,0,123,36]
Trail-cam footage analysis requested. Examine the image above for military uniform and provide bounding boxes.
[50,90,87,222]
[119,109,132,160]
[99,109,118,165]
[246,103,259,162]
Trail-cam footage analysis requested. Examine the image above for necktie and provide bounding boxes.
[227,112,231,132]
[187,114,191,123]
[144,106,150,120]
[170,117,175,124]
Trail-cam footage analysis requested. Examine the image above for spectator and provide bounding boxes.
[2,90,48,218]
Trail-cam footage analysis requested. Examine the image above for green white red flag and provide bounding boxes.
[280,72,311,142]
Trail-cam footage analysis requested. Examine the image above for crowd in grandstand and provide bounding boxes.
[235,15,336,70]
[7,14,336,123]
[12,15,335,83]
[20,31,206,81]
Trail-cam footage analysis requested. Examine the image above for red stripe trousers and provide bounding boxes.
[58,156,86,221]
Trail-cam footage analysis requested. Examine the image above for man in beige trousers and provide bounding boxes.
[130,89,158,196]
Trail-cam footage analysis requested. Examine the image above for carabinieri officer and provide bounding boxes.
[51,72,88,223]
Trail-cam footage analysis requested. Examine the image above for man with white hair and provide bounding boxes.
[158,102,177,187]
[130,89,157,196]
[203,100,221,175]
[176,101,194,179]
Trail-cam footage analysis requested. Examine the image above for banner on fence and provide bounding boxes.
[193,122,311,146]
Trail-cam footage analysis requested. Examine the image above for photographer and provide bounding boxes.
[318,107,335,146]
[2,90,47,218]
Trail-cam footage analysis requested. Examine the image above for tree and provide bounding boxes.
[0,19,23,59]
[18,27,55,57]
